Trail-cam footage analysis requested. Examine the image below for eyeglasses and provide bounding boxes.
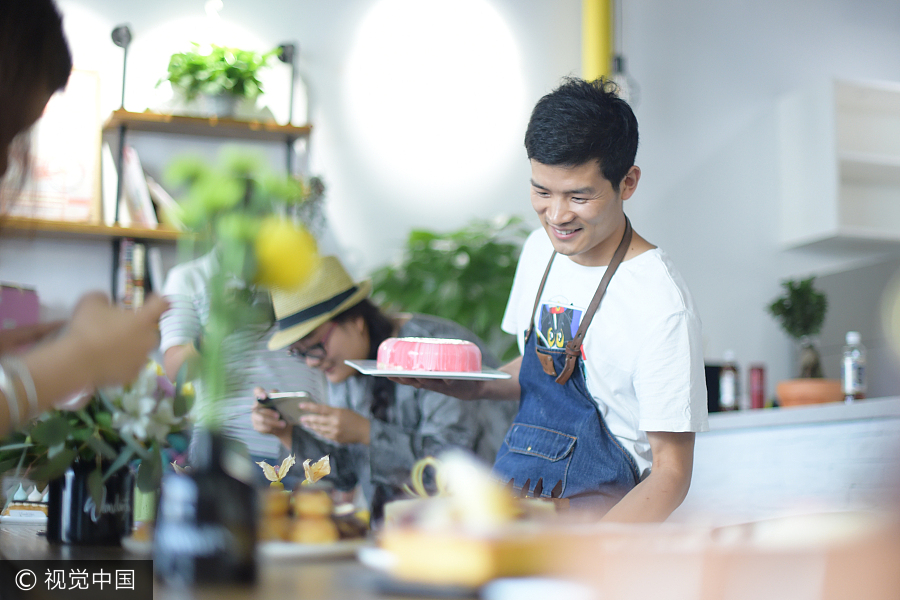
[288,322,337,362]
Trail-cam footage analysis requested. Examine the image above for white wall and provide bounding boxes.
[2,0,900,401]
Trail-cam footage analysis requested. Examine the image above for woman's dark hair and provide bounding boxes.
[0,0,71,94]
[332,298,394,420]
[0,0,72,205]
[524,77,638,191]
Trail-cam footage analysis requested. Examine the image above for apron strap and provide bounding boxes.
[554,218,633,385]
[526,247,559,340]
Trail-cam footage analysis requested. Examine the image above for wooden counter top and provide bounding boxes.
[707,395,900,431]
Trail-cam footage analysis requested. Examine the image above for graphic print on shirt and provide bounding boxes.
[536,298,584,349]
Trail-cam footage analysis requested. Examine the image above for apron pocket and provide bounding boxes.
[493,424,576,497]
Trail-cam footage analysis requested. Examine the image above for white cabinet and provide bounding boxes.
[778,78,900,249]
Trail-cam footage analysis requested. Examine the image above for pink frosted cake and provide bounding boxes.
[377,338,482,373]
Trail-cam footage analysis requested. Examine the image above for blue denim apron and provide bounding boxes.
[493,219,640,512]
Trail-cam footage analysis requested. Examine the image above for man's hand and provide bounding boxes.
[387,376,489,400]
[389,355,523,401]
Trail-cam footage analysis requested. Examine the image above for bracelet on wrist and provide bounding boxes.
[0,361,21,426]
[2,356,37,419]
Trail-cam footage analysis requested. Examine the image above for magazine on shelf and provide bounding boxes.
[101,142,130,227]
[146,176,184,230]
[121,145,158,228]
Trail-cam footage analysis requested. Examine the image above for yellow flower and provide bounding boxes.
[254,217,319,289]
[256,454,297,486]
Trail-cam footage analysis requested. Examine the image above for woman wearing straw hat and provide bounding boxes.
[251,256,517,520]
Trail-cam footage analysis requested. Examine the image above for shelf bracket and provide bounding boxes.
[110,24,133,301]
[278,42,298,174]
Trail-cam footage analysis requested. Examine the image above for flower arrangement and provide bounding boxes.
[166,148,321,420]
[0,361,193,504]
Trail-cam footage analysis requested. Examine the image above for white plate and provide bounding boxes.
[345,360,511,381]
[258,538,370,560]
[0,514,47,524]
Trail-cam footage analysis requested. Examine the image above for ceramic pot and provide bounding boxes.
[46,461,134,545]
[199,93,239,118]
[776,378,843,407]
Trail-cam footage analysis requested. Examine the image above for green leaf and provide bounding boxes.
[103,448,135,482]
[85,435,119,461]
[0,456,24,473]
[87,467,104,509]
[119,431,151,461]
[0,442,34,453]
[29,447,77,481]
[136,447,163,493]
[29,416,72,447]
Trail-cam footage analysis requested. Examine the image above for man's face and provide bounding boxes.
[529,159,639,267]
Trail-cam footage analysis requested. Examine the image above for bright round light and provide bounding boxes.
[344,0,525,201]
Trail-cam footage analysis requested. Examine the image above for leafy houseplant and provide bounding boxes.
[767,276,828,378]
[371,216,531,362]
[160,43,279,115]
[0,361,193,507]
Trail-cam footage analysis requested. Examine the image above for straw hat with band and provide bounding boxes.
[268,255,372,351]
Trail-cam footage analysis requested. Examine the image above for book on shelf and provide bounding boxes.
[121,145,158,228]
[147,246,166,293]
[146,176,184,231]
[117,238,147,309]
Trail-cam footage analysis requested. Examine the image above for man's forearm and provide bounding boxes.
[600,431,695,523]
[600,467,691,523]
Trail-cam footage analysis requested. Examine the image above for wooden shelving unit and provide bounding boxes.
[1,216,182,242]
[102,110,312,142]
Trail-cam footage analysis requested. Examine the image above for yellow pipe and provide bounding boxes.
[582,0,613,81]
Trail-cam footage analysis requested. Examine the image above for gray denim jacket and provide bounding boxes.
[289,314,518,509]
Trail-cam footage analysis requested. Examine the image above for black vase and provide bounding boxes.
[46,461,134,545]
[153,429,257,586]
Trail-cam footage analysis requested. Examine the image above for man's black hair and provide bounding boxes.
[524,77,638,191]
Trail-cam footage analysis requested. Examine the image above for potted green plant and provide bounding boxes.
[371,215,531,361]
[767,276,841,406]
[160,43,279,117]
[0,361,193,544]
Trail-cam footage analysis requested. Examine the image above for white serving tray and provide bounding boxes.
[345,360,511,381]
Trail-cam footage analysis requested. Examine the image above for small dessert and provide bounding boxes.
[1,484,48,518]
[289,516,339,544]
[259,516,292,541]
[377,338,482,373]
[293,487,333,518]
[262,488,292,518]
[255,454,369,545]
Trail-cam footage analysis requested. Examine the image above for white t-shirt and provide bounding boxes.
[159,251,326,460]
[501,229,709,478]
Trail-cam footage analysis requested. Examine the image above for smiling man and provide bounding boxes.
[400,77,708,522]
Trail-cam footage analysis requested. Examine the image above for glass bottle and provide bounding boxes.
[153,429,257,587]
[719,350,739,411]
[841,331,867,403]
